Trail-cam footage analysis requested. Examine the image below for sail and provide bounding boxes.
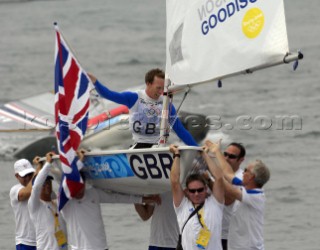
[0,92,55,131]
[166,0,290,86]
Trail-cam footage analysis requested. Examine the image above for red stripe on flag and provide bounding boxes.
[73,100,90,124]
[62,59,79,114]
[66,179,85,197]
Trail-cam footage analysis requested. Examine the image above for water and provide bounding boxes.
[0,0,319,249]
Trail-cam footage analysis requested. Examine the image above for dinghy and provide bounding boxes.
[53,0,302,196]
[50,146,202,194]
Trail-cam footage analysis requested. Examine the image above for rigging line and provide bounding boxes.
[168,87,191,130]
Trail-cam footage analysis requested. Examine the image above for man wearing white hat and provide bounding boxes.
[10,159,37,250]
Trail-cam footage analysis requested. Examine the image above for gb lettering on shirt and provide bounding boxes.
[132,99,162,135]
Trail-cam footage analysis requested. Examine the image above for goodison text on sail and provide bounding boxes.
[199,0,259,35]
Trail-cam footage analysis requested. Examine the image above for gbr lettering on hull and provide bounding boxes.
[129,153,173,180]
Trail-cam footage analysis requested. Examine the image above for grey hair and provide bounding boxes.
[252,160,270,188]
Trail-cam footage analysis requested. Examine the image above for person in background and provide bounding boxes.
[88,68,197,148]
[28,152,67,250]
[205,140,270,250]
[169,144,224,250]
[61,150,160,250]
[134,191,179,250]
[221,142,246,250]
[10,158,37,250]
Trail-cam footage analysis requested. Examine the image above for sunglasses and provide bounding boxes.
[244,168,254,175]
[223,152,239,159]
[188,187,205,194]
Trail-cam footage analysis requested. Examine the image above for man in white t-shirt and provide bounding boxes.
[28,153,67,250]
[169,144,225,250]
[205,140,270,250]
[61,150,160,250]
[10,159,37,250]
[221,142,246,250]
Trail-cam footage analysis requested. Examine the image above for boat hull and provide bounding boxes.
[52,146,202,195]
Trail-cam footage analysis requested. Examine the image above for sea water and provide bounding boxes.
[0,0,319,249]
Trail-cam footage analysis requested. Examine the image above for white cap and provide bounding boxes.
[14,159,35,177]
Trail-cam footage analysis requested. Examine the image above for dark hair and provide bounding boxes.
[145,68,165,84]
[228,142,246,159]
[185,173,207,188]
[32,174,53,186]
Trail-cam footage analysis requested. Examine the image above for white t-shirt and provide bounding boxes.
[175,196,224,250]
[10,184,36,246]
[129,89,162,144]
[28,162,67,250]
[228,188,265,250]
[149,191,179,248]
[221,168,243,240]
[61,187,142,250]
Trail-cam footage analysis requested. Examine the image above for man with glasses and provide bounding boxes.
[10,159,37,250]
[221,143,246,250]
[205,140,270,250]
[169,144,225,250]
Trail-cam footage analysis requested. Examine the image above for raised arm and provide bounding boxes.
[169,144,185,207]
[134,204,155,221]
[17,179,33,201]
[201,149,225,204]
[205,140,243,201]
[205,140,235,182]
[28,153,54,211]
[223,179,243,202]
[88,73,138,108]
[17,158,42,201]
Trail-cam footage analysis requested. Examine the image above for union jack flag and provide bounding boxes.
[54,23,90,210]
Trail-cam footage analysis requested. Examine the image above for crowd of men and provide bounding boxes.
[10,68,270,250]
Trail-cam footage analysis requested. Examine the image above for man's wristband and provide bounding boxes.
[173,154,180,159]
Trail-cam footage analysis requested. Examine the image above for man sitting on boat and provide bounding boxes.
[88,68,198,148]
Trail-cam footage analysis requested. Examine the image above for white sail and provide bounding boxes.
[166,0,290,87]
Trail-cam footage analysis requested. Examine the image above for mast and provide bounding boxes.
[158,78,171,146]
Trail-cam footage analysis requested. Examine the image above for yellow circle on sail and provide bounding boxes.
[242,8,264,39]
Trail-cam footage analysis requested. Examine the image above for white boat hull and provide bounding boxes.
[52,146,202,195]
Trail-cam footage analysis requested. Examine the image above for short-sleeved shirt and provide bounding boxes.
[149,191,179,248]
[228,188,265,250]
[175,196,224,250]
[221,168,243,239]
[129,89,163,143]
[10,184,36,246]
[61,187,142,250]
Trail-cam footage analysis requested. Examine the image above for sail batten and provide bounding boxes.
[166,0,296,87]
